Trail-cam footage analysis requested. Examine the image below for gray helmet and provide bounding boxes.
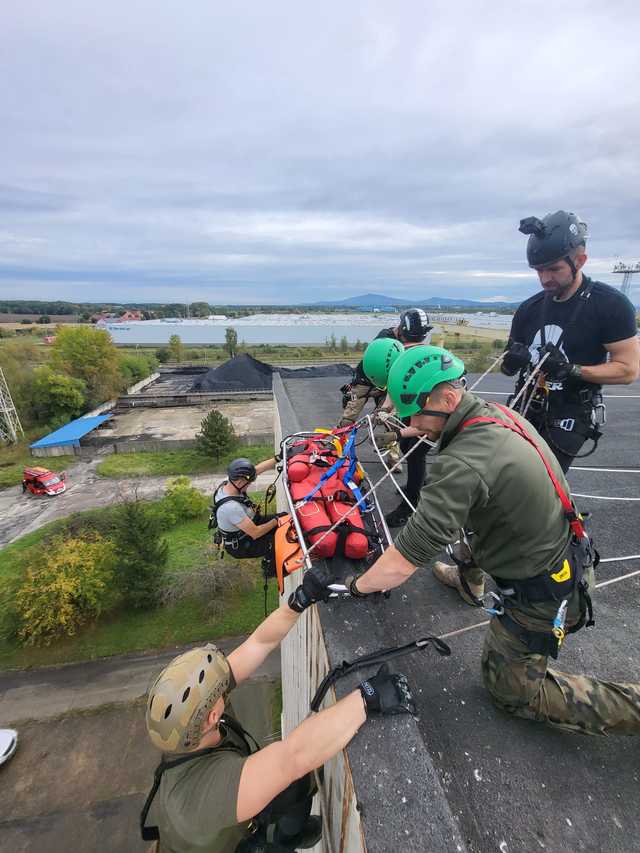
[399,308,433,343]
[227,458,256,483]
[519,210,587,268]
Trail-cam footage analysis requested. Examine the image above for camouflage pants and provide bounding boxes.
[338,383,383,426]
[481,617,640,735]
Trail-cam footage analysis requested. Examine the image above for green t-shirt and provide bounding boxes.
[147,716,251,853]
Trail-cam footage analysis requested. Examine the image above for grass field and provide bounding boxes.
[0,504,277,670]
[95,444,274,478]
[0,438,74,489]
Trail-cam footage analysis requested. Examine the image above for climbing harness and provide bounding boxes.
[140,714,259,843]
[458,402,598,658]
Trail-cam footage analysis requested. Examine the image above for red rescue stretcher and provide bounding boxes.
[274,427,392,594]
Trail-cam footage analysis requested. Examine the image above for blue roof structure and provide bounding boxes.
[30,415,112,449]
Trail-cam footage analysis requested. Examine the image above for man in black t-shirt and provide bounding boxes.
[338,308,432,426]
[501,211,639,472]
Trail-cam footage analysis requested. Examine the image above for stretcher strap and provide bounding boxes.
[299,429,356,503]
[341,426,366,507]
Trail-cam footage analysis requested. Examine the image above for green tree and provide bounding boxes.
[196,409,237,460]
[189,301,210,317]
[15,534,116,645]
[168,334,184,363]
[51,326,123,406]
[37,315,51,324]
[339,336,349,352]
[30,366,87,425]
[118,353,158,385]
[156,347,170,363]
[225,327,238,358]
[327,333,337,350]
[0,338,39,425]
[112,499,169,609]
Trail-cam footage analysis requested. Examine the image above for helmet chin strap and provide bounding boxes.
[417,409,449,419]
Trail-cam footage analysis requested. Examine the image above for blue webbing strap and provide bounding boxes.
[299,431,355,503]
[341,428,366,508]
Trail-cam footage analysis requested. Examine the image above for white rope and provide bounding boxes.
[303,431,437,559]
[572,466,640,474]
[508,352,550,412]
[468,352,505,392]
[572,493,640,502]
[365,414,416,513]
[437,559,640,641]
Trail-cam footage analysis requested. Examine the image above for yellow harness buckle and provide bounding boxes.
[551,559,572,584]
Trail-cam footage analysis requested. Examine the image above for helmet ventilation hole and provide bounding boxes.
[182,687,191,703]
[199,669,205,683]
[164,704,172,719]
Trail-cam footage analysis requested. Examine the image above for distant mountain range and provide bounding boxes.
[309,292,519,309]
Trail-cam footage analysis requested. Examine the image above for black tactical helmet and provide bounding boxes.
[227,458,257,483]
[399,308,433,343]
[519,210,587,268]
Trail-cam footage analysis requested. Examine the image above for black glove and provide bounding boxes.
[288,570,332,613]
[359,663,416,716]
[539,344,575,382]
[501,342,531,376]
[276,511,289,518]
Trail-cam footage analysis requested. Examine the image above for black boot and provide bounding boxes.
[385,502,414,527]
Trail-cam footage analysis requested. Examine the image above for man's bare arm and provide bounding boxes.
[353,544,417,594]
[236,515,278,541]
[236,691,366,822]
[580,336,640,385]
[227,601,299,685]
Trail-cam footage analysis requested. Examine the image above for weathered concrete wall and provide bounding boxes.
[31,444,78,458]
[115,390,272,409]
[274,373,365,853]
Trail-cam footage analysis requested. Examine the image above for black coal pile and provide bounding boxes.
[193,354,274,391]
[192,354,353,391]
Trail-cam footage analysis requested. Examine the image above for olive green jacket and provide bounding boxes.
[395,392,571,583]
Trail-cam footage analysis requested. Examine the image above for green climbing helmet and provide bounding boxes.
[387,345,466,418]
[362,337,404,390]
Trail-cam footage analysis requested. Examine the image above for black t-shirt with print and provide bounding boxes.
[508,276,637,394]
[353,326,398,385]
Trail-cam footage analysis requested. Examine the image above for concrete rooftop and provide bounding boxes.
[279,372,640,853]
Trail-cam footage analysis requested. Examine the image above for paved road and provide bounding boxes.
[0,466,277,548]
[0,636,281,725]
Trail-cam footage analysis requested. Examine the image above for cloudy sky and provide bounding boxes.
[2,0,639,305]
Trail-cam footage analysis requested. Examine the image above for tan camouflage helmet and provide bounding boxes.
[145,644,231,753]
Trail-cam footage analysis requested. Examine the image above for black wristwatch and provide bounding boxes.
[569,364,583,380]
[347,575,368,598]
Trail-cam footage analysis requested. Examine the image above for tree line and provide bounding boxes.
[0,327,157,433]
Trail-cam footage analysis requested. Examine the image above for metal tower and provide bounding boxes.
[612,261,640,297]
[0,367,24,444]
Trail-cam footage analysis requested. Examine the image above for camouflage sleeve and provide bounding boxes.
[394,452,489,566]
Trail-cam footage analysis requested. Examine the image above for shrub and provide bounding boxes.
[159,476,209,525]
[156,347,170,363]
[15,534,116,645]
[112,499,169,609]
[161,556,256,619]
[196,409,237,460]
[119,353,157,385]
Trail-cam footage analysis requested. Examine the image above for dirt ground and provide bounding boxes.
[106,399,273,442]
[0,676,278,853]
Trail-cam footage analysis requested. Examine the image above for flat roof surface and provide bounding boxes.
[30,414,112,448]
[280,372,640,853]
